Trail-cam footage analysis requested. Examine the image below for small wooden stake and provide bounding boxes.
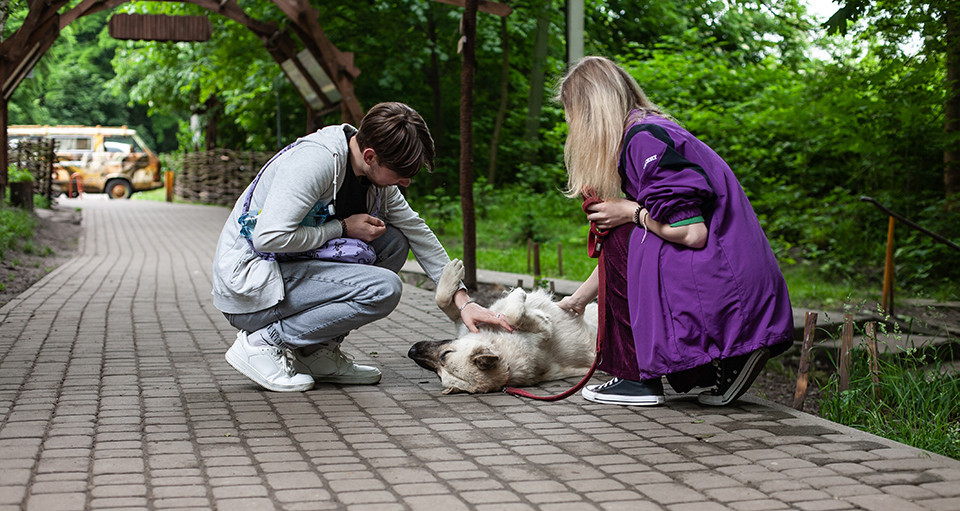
[527,238,532,273]
[557,242,563,276]
[793,311,818,411]
[865,321,880,390]
[533,242,541,283]
[839,313,853,392]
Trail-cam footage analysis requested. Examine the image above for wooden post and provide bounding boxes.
[881,216,895,316]
[527,238,532,273]
[533,242,541,282]
[793,311,818,410]
[839,313,854,392]
[864,321,881,399]
[165,170,174,202]
[557,242,563,276]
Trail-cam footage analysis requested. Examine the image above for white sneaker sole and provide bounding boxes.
[698,348,770,406]
[581,386,665,406]
[225,344,314,392]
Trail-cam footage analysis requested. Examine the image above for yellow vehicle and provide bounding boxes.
[8,125,162,199]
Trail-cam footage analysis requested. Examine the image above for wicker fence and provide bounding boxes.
[7,137,56,202]
[170,149,273,206]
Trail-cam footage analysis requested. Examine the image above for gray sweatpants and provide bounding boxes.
[223,225,411,349]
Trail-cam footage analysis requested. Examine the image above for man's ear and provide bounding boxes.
[361,147,378,166]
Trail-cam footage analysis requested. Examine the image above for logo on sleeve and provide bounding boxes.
[643,155,658,170]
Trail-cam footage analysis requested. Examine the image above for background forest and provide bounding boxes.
[3,0,958,302]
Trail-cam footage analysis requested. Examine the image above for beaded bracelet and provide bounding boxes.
[339,218,348,237]
[634,207,649,243]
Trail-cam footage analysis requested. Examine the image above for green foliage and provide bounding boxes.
[0,203,37,260]
[7,166,33,183]
[410,184,595,281]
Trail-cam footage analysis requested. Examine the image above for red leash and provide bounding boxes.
[503,196,608,401]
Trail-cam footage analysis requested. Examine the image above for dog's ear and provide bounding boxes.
[442,386,464,395]
[471,348,500,371]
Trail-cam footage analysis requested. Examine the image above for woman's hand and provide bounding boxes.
[584,198,638,231]
[343,214,386,242]
[459,301,514,333]
[557,266,599,316]
[557,295,588,316]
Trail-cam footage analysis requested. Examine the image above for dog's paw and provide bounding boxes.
[436,259,464,309]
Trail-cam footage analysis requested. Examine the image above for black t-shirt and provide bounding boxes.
[333,126,372,220]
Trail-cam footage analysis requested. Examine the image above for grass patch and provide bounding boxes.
[0,203,37,259]
[131,187,169,202]
[818,323,960,459]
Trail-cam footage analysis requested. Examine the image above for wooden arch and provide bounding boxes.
[0,0,364,189]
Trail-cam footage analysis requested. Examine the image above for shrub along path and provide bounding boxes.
[0,197,958,510]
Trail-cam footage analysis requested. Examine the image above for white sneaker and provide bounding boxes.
[225,331,314,392]
[293,345,382,385]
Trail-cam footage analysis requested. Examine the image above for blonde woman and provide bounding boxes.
[556,57,794,406]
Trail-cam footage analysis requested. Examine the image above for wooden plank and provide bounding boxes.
[839,313,853,392]
[109,14,212,42]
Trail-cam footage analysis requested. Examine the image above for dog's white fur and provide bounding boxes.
[407,259,597,394]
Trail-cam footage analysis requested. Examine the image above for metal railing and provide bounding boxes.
[860,196,960,315]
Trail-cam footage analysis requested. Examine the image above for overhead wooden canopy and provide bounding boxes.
[0,0,367,189]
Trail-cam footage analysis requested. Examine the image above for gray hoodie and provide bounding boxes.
[212,124,450,314]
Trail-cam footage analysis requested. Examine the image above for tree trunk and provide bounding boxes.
[523,0,551,162]
[426,11,444,156]
[945,4,960,203]
[460,0,478,289]
[205,96,220,150]
[0,98,7,202]
[487,16,509,184]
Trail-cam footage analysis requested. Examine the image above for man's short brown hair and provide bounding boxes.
[355,102,435,179]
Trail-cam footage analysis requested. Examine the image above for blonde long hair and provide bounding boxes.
[557,56,664,199]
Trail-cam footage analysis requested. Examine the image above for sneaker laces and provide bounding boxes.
[594,378,622,392]
[276,347,297,376]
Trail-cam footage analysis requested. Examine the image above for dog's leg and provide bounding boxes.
[497,288,551,334]
[436,259,465,323]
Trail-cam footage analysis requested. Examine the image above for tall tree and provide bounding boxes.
[824,0,960,201]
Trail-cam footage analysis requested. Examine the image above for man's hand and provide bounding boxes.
[344,214,386,242]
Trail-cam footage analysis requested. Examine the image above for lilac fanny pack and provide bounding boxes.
[238,141,376,265]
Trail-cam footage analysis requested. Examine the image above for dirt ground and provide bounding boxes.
[0,203,80,309]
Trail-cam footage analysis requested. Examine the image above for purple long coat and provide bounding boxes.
[598,114,794,383]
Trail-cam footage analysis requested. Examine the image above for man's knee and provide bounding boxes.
[366,272,403,316]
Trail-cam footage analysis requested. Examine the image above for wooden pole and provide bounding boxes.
[793,311,818,410]
[839,313,853,392]
[882,216,895,316]
[459,0,478,289]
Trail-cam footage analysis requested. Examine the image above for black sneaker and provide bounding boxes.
[698,348,770,406]
[581,377,665,406]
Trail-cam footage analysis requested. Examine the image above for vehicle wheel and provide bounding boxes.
[106,179,133,199]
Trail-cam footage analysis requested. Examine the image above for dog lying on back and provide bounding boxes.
[407,259,597,394]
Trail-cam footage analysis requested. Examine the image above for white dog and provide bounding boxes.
[407,259,598,394]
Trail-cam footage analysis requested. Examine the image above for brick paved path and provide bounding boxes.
[1,198,959,511]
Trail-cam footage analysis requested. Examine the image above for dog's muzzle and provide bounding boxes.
[407,339,453,372]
